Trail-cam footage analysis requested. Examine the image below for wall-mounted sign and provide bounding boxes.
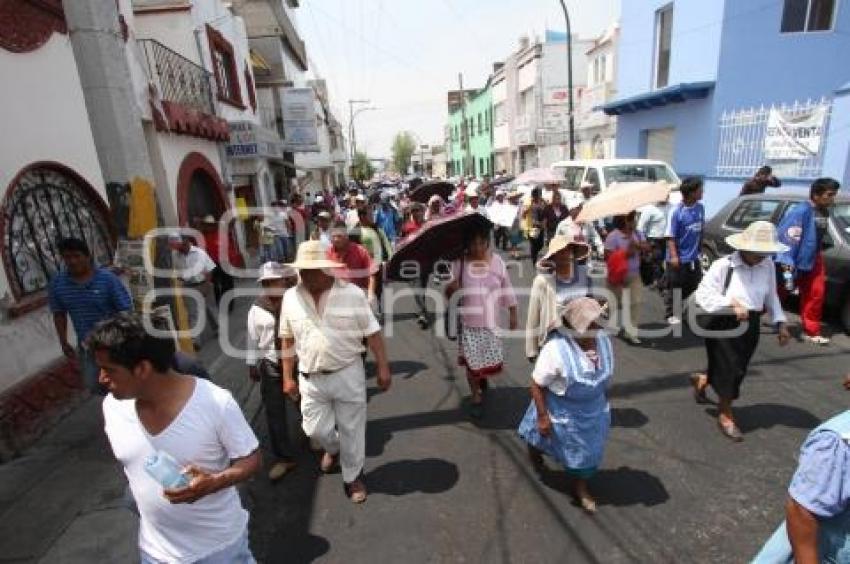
[281,87,320,153]
[226,121,282,160]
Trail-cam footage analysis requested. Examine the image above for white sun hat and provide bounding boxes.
[257,262,296,282]
[287,240,344,270]
[725,220,789,254]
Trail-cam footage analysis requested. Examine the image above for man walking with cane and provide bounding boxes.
[280,241,392,503]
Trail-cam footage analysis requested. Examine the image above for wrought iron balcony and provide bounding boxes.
[138,39,214,115]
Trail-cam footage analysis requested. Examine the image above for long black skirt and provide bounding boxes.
[704,312,761,400]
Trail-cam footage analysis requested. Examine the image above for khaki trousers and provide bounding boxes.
[299,359,367,483]
[607,274,643,339]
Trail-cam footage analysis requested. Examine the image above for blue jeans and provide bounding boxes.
[140,528,255,563]
[78,346,104,395]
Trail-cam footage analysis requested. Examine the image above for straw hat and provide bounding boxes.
[257,262,295,282]
[201,214,216,224]
[559,297,604,335]
[287,240,344,270]
[725,221,789,254]
[542,233,590,262]
[465,182,480,197]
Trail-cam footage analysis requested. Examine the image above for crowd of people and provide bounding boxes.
[43,167,850,562]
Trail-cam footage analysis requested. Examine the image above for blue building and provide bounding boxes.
[604,0,850,216]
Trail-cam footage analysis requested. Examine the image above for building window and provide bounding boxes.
[477,114,482,135]
[2,163,114,298]
[244,63,257,112]
[207,24,243,108]
[653,5,673,89]
[781,0,836,32]
[479,158,485,175]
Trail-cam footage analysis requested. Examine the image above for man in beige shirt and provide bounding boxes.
[280,241,391,503]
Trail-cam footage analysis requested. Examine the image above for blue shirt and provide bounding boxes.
[375,205,399,240]
[48,268,132,341]
[554,264,591,305]
[665,202,704,263]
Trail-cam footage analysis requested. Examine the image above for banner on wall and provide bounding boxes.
[281,87,320,153]
[763,105,828,160]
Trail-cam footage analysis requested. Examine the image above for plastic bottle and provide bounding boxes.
[783,270,795,293]
[144,450,190,489]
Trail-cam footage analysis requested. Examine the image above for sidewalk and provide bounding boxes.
[0,300,259,563]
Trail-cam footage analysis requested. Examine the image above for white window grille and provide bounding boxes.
[716,98,832,179]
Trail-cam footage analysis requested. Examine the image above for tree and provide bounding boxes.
[352,151,374,181]
[391,131,416,173]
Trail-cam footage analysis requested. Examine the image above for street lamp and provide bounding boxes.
[558,0,576,160]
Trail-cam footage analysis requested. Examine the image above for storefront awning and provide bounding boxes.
[601,81,715,116]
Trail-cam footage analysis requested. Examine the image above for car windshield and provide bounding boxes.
[603,164,678,185]
[553,166,586,188]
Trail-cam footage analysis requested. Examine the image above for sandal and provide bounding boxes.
[717,419,743,442]
[690,374,708,404]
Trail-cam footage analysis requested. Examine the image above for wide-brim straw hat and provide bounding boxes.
[559,297,604,335]
[257,261,295,282]
[287,241,344,270]
[543,233,590,262]
[725,220,789,254]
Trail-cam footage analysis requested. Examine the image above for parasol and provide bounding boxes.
[409,180,454,204]
[386,212,492,281]
[576,181,673,223]
[513,167,563,185]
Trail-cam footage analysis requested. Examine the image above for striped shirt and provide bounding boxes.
[48,268,132,341]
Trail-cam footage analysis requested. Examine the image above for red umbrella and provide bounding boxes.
[386,212,492,281]
[409,180,454,204]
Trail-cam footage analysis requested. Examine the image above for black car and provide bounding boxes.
[702,194,850,332]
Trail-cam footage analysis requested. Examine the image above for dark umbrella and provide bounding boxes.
[386,212,492,281]
[409,180,454,204]
[490,175,515,187]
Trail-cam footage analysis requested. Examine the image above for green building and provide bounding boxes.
[447,83,493,178]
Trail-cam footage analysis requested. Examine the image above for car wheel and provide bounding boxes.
[700,245,717,274]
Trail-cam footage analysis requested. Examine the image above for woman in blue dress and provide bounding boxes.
[518,297,613,513]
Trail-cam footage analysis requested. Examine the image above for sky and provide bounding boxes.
[297,0,620,159]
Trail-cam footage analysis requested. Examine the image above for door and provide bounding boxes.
[644,127,676,164]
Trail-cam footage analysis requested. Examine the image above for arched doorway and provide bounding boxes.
[175,152,228,226]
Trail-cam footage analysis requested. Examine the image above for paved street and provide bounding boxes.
[1,252,848,563]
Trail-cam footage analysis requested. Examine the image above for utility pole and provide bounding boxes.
[559,0,576,160]
[458,73,473,177]
[348,99,370,161]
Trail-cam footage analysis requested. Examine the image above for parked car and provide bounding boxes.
[703,193,850,332]
[550,159,681,195]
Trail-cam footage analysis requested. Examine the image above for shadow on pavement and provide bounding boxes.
[540,465,669,508]
[367,458,459,496]
[706,403,821,433]
[610,407,650,428]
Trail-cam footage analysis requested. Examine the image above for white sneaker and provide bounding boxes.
[805,335,830,346]
[666,316,681,325]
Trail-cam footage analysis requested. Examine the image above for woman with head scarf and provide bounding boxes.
[518,297,614,513]
[425,194,445,221]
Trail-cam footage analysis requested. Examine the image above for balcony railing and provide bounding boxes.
[138,39,214,115]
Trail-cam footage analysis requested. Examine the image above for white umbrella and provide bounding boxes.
[576,181,673,223]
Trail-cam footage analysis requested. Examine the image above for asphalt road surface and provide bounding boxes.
[1,252,847,564]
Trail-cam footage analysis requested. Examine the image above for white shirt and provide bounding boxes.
[279,280,381,373]
[637,203,668,239]
[695,252,787,324]
[174,246,216,284]
[532,338,594,397]
[102,379,259,563]
[246,302,279,365]
[345,208,360,229]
